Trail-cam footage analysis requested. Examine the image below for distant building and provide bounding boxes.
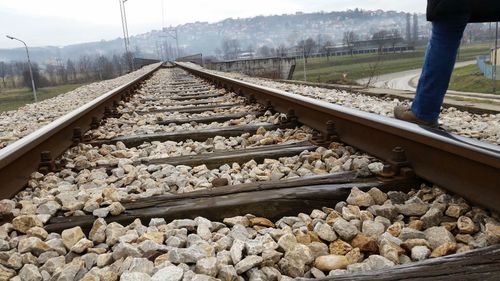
[413,14,419,41]
[406,13,412,42]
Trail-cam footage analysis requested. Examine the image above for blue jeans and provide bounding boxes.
[412,18,468,122]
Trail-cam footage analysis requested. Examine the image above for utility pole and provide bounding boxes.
[6,35,37,102]
[494,22,498,93]
[160,28,180,60]
[119,0,134,71]
[302,37,307,82]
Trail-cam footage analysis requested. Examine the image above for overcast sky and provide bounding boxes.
[0,0,426,48]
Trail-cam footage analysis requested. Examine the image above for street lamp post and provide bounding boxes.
[6,35,38,102]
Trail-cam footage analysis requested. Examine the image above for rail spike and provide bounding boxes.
[279,108,300,129]
[39,151,56,174]
[72,127,83,146]
[381,147,414,178]
[90,117,100,130]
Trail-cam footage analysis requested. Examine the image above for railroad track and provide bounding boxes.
[0,62,498,280]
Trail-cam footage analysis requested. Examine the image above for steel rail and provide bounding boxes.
[176,62,500,213]
[0,63,163,199]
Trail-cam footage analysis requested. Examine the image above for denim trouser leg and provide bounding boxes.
[412,19,468,122]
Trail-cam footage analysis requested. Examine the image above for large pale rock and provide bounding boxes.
[217,265,238,281]
[61,226,85,250]
[235,255,263,274]
[367,188,387,205]
[351,234,378,253]
[121,272,152,281]
[36,201,61,216]
[314,223,337,242]
[108,202,125,216]
[277,233,297,252]
[329,239,353,255]
[19,264,42,281]
[424,227,456,249]
[457,216,476,234]
[70,238,94,253]
[0,264,16,280]
[249,217,274,228]
[362,220,385,238]
[365,255,395,270]
[195,257,218,277]
[12,215,43,233]
[346,187,375,207]
[106,222,126,245]
[151,266,184,281]
[314,255,349,272]
[411,246,430,261]
[113,243,141,260]
[223,216,250,227]
[332,218,358,241]
[230,239,245,265]
[430,242,457,258]
[18,236,51,256]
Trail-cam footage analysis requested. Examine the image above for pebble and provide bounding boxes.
[424,227,456,249]
[152,265,184,281]
[235,255,263,274]
[0,64,160,149]
[346,187,375,207]
[411,246,431,261]
[332,218,358,241]
[211,70,500,145]
[61,226,85,250]
[12,215,43,233]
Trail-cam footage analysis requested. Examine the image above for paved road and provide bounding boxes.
[357,60,476,91]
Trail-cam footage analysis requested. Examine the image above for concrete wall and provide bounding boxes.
[207,57,296,80]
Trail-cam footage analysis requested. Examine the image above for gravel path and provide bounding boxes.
[0,64,160,150]
[201,67,500,145]
[0,185,497,280]
[0,67,498,280]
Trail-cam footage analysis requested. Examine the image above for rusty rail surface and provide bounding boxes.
[0,63,163,199]
[176,62,500,213]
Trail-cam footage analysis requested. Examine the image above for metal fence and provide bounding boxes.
[476,55,500,80]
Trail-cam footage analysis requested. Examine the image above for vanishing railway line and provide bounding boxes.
[0,62,498,280]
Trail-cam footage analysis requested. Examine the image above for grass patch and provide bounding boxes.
[448,64,500,95]
[292,43,491,85]
[0,84,86,112]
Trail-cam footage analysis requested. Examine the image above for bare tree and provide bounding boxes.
[257,45,272,57]
[22,63,47,90]
[343,31,357,56]
[221,38,241,60]
[0,62,6,89]
[276,44,288,57]
[389,29,403,53]
[372,30,390,54]
[45,64,58,86]
[78,55,94,82]
[364,52,384,88]
[95,56,115,80]
[298,37,316,63]
[66,59,77,83]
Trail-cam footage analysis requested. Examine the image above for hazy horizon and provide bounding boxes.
[0,0,426,49]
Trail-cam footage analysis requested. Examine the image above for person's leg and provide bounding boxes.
[411,19,468,123]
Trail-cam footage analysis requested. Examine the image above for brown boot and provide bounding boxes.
[393,105,438,128]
